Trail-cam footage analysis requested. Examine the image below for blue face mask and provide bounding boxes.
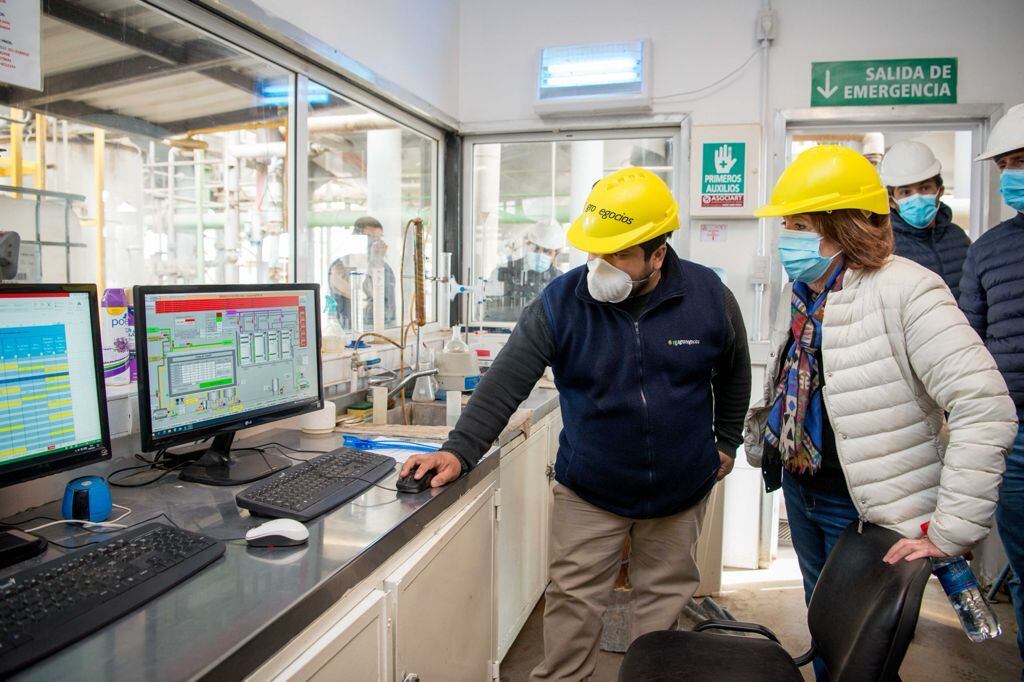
[525,251,553,273]
[896,194,940,229]
[1000,169,1024,212]
[777,230,840,283]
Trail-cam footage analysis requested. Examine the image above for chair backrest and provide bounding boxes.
[807,523,932,682]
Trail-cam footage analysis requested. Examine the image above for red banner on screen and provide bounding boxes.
[154,296,299,314]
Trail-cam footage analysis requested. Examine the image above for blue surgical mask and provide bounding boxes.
[525,251,552,273]
[896,194,940,229]
[777,230,840,283]
[1000,169,1024,212]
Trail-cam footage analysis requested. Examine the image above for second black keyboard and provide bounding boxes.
[236,447,396,521]
[0,523,224,677]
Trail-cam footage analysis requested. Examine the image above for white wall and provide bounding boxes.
[459,0,762,128]
[459,0,1024,127]
[250,0,461,119]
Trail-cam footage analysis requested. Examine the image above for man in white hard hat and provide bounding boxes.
[485,217,566,321]
[959,102,1024,675]
[880,140,971,299]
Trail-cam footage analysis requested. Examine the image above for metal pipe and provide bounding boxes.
[34,114,45,190]
[93,128,106,292]
[10,109,23,198]
[194,148,205,283]
[224,132,240,284]
[438,251,452,329]
[61,121,68,193]
[753,0,773,343]
[385,368,438,402]
[167,147,178,279]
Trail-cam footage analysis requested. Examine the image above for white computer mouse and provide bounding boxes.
[245,518,309,547]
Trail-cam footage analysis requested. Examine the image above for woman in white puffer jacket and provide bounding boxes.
[744,146,1017,620]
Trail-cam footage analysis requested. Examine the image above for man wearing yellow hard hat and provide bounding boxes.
[401,167,751,680]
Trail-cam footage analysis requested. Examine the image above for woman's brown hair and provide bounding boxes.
[802,209,893,270]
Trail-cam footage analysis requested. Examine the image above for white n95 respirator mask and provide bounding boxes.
[586,257,651,303]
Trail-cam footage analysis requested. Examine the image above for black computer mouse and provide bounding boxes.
[396,470,435,494]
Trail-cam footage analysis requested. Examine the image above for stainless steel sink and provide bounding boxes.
[386,401,447,426]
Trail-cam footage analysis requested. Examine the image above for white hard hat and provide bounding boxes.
[879,140,942,187]
[977,103,1024,161]
[526,218,566,251]
[862,132,885,157]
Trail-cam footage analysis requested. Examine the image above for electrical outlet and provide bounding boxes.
[757,9,777,42]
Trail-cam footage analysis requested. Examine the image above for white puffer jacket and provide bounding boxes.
[745,256,1017,556]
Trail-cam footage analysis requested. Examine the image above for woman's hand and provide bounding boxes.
[883,536,947,564]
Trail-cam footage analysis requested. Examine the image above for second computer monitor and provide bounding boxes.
[135,284,323,485]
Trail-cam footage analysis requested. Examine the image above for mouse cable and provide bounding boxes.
[23,503,133,533]
[27,513,183,551]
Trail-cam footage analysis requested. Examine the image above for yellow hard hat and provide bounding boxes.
[755,144,890,218]
[567,167,679,254]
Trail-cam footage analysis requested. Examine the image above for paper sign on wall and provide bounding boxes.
[699,224,727,243]
[0,0,42,91]
[700,143,746,208]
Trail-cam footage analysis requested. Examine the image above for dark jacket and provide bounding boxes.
[959,211,1024,419]
[443,246,752,520]
[892,203,971,300]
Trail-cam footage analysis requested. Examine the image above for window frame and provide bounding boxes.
[22,0,449,335]
[460,124,687,325]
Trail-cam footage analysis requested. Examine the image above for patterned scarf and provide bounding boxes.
[764,265,845,474]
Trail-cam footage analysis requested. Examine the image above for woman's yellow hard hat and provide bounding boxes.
[567,167,679,254]
[755,144,890,218]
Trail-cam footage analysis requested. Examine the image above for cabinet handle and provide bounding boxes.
[402,674,421,682]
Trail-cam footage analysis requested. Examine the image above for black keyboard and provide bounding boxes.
[0,523,224,677]
[236,447,396,522]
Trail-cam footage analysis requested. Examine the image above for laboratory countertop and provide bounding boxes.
[1,388,560,681]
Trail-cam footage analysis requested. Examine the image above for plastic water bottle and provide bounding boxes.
[100,288,131,386]
[922,523,1001,642]
[125,286,136,383]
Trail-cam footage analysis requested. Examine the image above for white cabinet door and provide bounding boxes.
[496,423,551,661]
[272,589,391,682]
[387,483,495,682]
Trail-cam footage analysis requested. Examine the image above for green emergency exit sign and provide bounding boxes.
[811,58,957,107]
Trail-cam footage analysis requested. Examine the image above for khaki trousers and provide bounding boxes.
[530,483,709,682]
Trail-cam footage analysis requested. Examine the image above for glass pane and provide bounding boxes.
[471,137,673,323]
[304,82,437,336]
[789,131,971,232]
[0,0,293,288]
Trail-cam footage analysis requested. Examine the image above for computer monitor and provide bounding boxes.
[0,284,111,489]
[134,284,324,486]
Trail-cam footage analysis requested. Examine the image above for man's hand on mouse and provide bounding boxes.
[400,451,462,488]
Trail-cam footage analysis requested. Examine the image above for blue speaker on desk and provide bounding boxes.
[62,476,112,522]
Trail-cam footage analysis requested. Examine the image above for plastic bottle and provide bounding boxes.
[125,286,136,382]
[321,296,346,353]
[100,288,131,386]
[922,522,1001,642]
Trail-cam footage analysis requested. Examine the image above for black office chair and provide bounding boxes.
[619,523,932,681]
